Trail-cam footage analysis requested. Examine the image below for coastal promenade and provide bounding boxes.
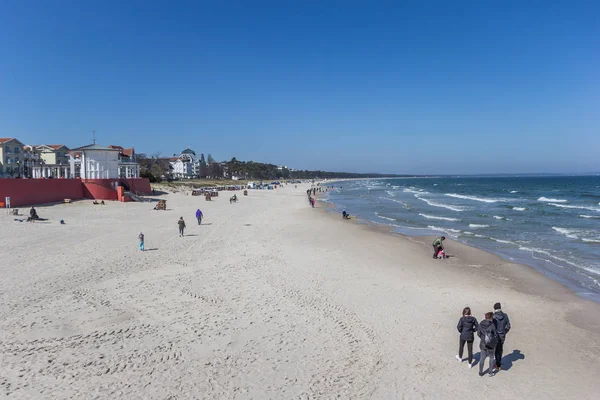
[0,185,598,398]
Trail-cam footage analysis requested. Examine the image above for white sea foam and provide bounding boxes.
[386,190,396,197]
[403,188,423,195]
[375,213,396,222]
[550,203,600,212]
[538,197,568,203]
[512,207,527,211]
[445,194,504,203]
[469,224,489,228]
[427,225,461,235]
[493,216,505,220]
[378,197,408,207]
[416,196,466,212]
[552,227,579,239]
[418,213,460,222]
[510,190,518,193]
[491,237,518,245]
[582,238,600,243]
[580,215,600,219]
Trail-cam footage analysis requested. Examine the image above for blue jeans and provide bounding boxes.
[139,241,144,251]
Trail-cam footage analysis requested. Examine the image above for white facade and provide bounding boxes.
[171,159,193,178]
[169,148,203,179]
[68,144,120,179]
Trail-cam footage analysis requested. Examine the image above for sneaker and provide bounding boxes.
[468,361,474,369]
[455,355,461,362]
[479,372,484,377]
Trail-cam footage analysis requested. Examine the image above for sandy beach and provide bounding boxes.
[1,185,599,399]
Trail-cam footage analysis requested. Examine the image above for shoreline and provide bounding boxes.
[316,179,600,305]
[314,192,600,335]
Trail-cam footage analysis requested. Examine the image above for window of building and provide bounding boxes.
[5,146,11,153]
[7,158,11,164]
[14,146,20,153]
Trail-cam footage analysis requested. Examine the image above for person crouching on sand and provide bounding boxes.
[138,232,145,251]
[178,217,186,237]
[477,312,499,377]
[196,209,203,225]
[456,307,478,368]
[432,236,445,259]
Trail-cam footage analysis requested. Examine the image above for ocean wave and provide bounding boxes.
[510,190,518,193]
[416,196,467,212]
[580,215,600,219]
[418,213,460,222]
[375,213,396,222]
[551,227,600,243]
[427,225,461,235]
[469,224,490,228]
[493,216,505,220]
[445,193,504,203]
[518,246,580,269]
[538,197,568,203]
[512,207,527,211]
[550,203,600,212]
[403,188,424,195]
[552,227,579,239]
[386,190,396,197]
[378,197,408,207]
[490,237,518,245]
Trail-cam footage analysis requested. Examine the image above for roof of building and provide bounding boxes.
[181,148,196,156]
[36,144,68,150]
[71,144,120,151]
[109,145,135,157]
[0,138,22,144]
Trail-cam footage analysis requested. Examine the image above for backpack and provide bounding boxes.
[483,324,498,349]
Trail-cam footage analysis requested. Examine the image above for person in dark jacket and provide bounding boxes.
[493,302,511,370]
[432,236,445,258]
[178,217,186,237]
[477,312,498,377]
[456,307,478,367]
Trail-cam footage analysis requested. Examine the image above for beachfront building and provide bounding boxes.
[68,144,120,179]
[170,148,202,179]
[0,138,25,178]
[28,144,72,179]
[108,145,140,178]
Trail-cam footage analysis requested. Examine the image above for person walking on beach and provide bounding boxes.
[493,302,511,371]
[196,209,203,225]
[178,217,186,237]
[477,312,499,377]
[432,236,445,258]
[456,307,478,368]
[138,232,145,251]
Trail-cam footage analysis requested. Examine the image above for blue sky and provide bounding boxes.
[1,1,598,174]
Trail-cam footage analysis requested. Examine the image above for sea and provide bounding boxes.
[323,176,600,302]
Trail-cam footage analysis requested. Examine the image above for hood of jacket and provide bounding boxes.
[480,319,494,330]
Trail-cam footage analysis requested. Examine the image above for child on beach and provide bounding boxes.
[138,232,145,251]
[456,307,478,368]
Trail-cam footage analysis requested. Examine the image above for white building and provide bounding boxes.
[67,144,140,179]
[170,148,202,179]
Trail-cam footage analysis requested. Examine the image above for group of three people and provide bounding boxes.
[456,303,511,377]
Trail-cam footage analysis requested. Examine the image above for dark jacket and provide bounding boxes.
[457,316,479,341]
[178,219,186,229]
[477,319,497,350]
[493,310,511,339]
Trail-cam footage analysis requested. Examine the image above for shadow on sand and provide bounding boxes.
[501,349,525,371]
